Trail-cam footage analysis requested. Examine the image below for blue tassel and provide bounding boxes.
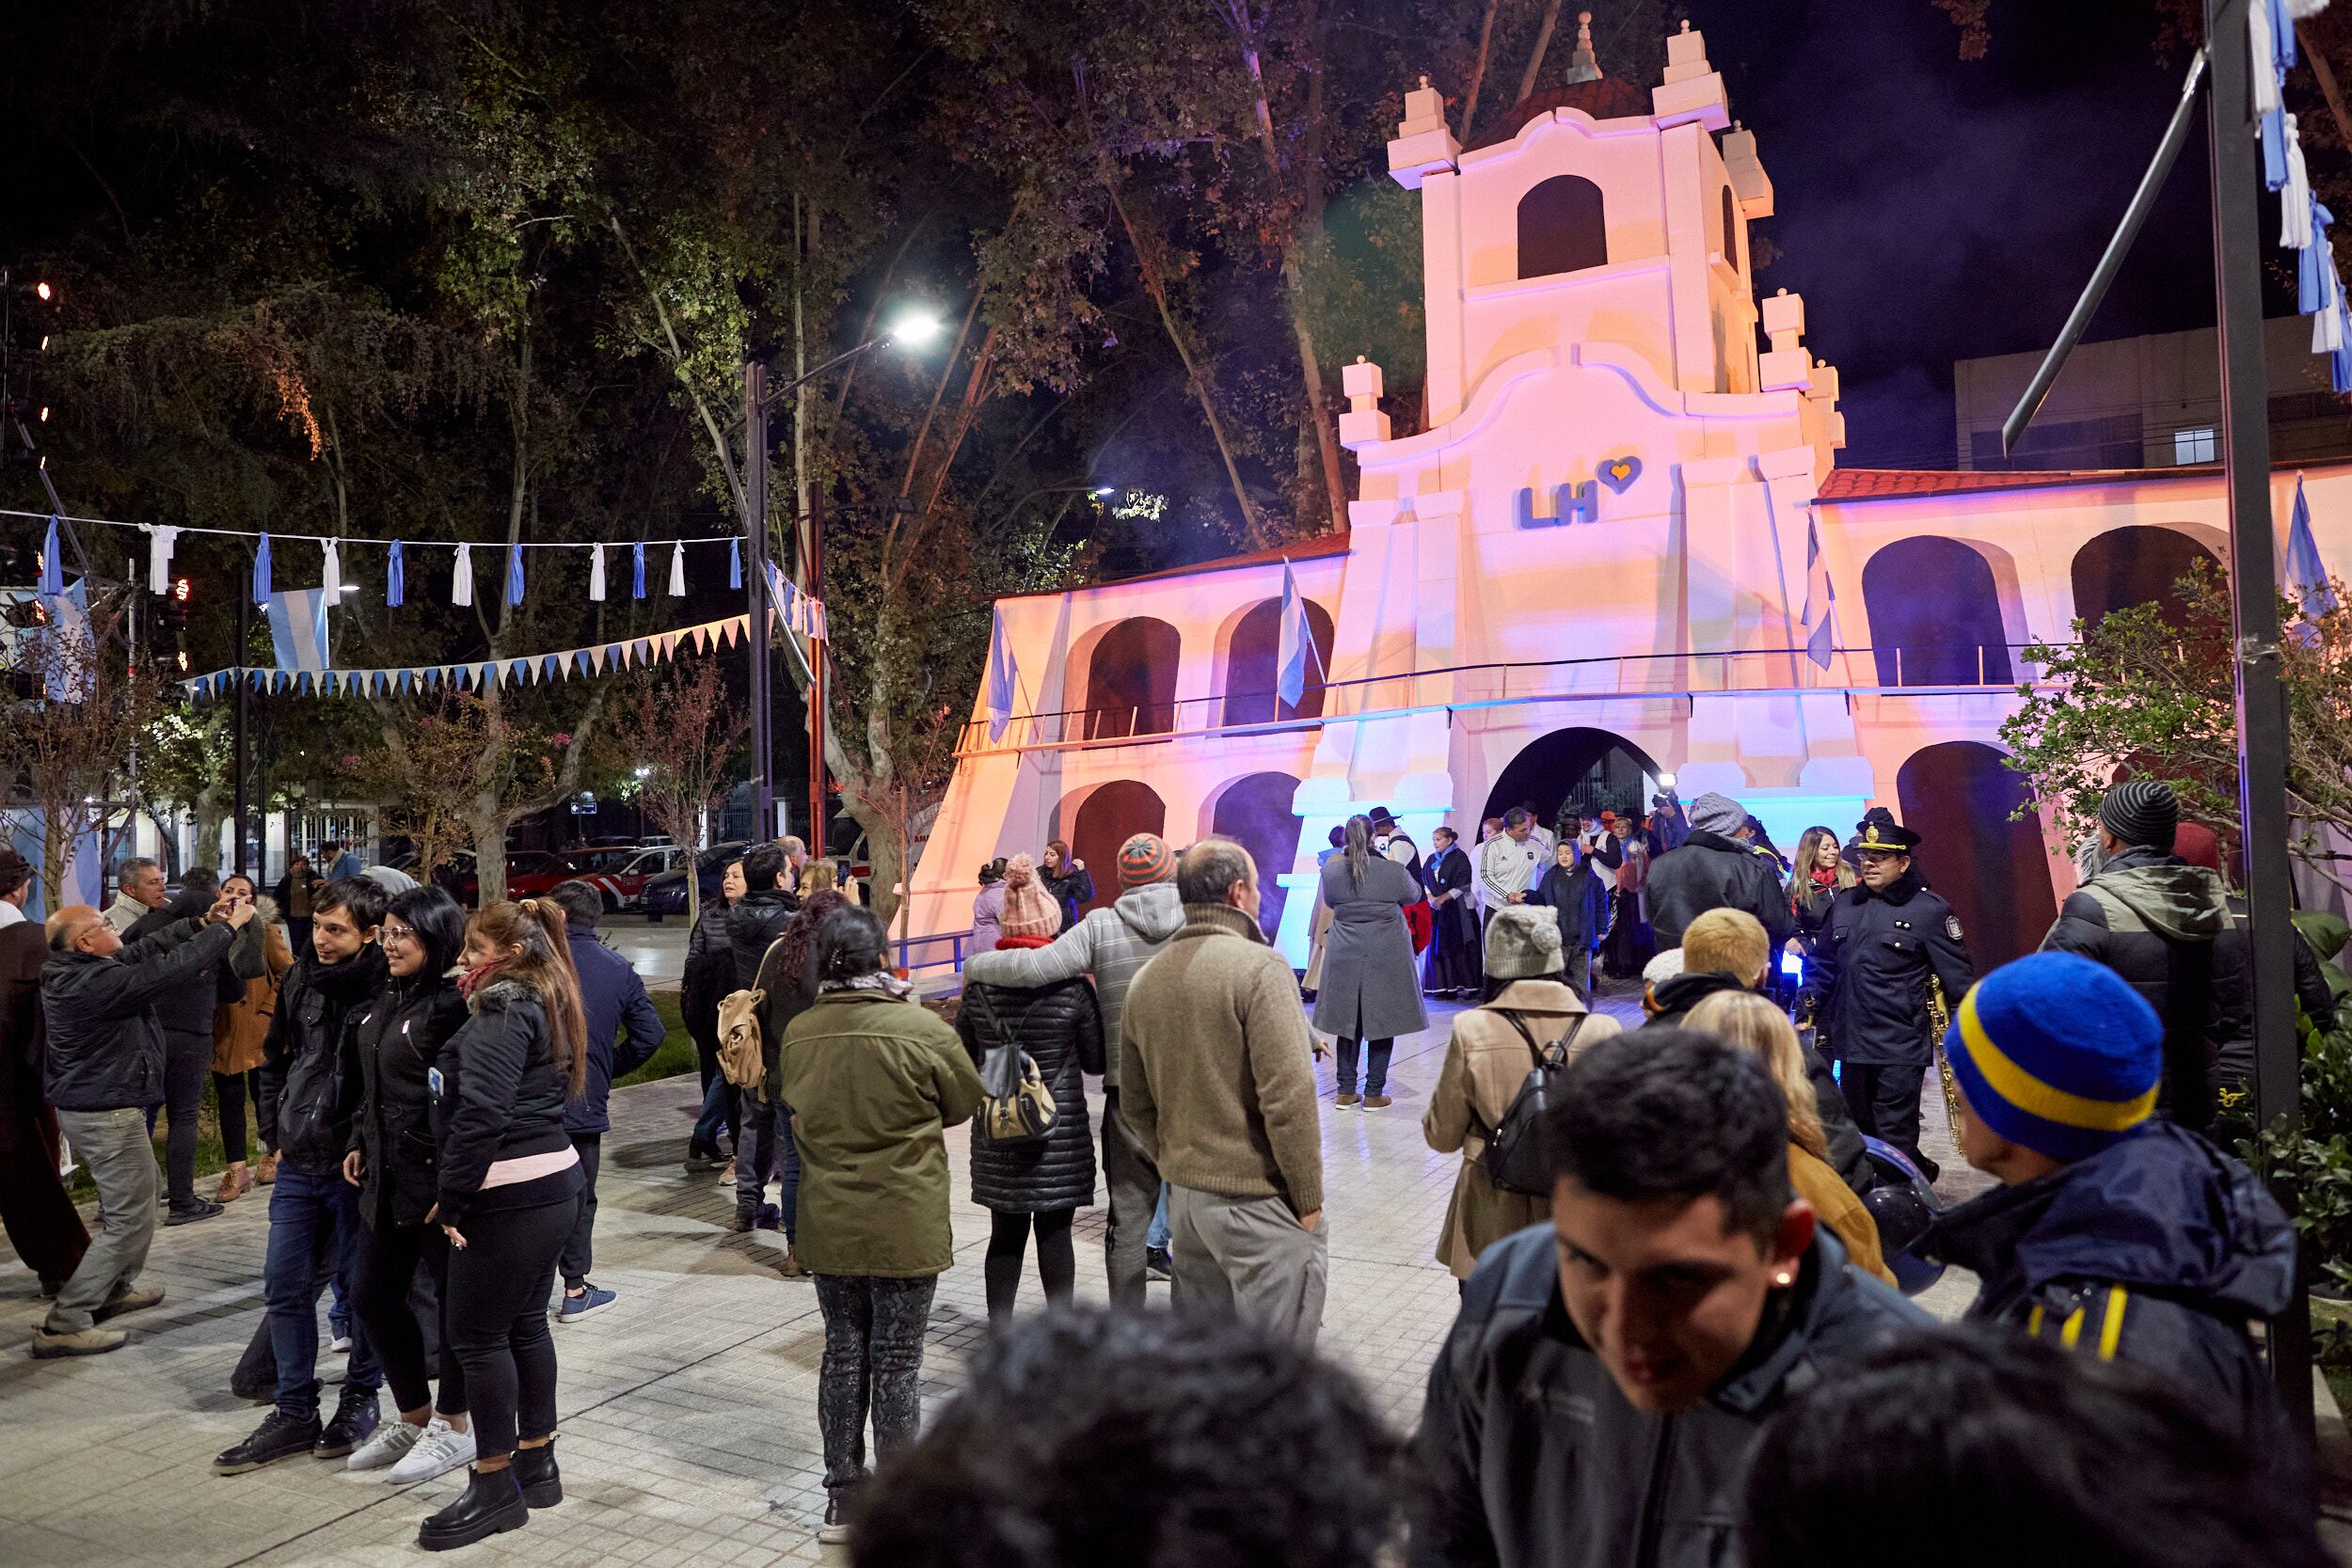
[388,541,405,607]
[506,542,525,607]
[2264,107,2289,192]
[729,537,742,589]
[632,542,646,600]
[253,531,273,608]
[39,515,63,594]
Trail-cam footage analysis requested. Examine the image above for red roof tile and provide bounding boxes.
[1816,466,2219,501]
[999,530,1352,600]
[1465,80,1654,150]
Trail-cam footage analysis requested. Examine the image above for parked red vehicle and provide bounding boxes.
[456,850,584,906]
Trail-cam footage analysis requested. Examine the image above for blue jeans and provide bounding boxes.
[264,1166,381,1418]
[692,1075,738,1152]
[1146,1183,1170,1252]
[735,1098,801,1243]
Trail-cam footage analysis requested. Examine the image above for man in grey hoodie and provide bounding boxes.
[2042,779,2241,1132]
[961,832,1184,1307]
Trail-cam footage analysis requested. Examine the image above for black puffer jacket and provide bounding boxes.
[956,972,1103,1212]
[1645,831,1794,952]
[124,889,266,1044]
[727,887,799,991]
[681,896,737,1041]
[349,970,469,1227]
[42,917,237,1112]
[430,975,574,1225]
[2042,847,2236,1130]
[258,944,389,1176]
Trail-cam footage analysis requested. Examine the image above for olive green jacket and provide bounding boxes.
[772,988,984,1277]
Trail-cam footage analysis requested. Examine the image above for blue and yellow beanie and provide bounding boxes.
[1946,952,2163,1163]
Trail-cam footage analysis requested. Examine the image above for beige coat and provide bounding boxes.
[213,905,293,1076]
[1422,979,1621,1278]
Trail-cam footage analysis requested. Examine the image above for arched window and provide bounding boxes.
[1518,175,1608,279]
[1896,741,2058,971]
[2071,526,2223,630]
[1209,772,1302,936]
[1062,782,1167,919]
[1861,538,2014,687]
[1082,617,1182,739]
[1720,185,1740,272]
[1221,597,1336,725]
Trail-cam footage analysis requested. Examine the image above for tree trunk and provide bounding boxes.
[469,802,509,904]
[1460,0,1506,146]
[1517,0,1567,102]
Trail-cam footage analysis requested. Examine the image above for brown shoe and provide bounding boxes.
[255,1151,279,1186]
[1336,1092,1360,1107]
[779,1246,812,1281]
[216,1164,252,1203]
[31,1324,127,1358]
[1362,1094,1392,1110]
[94,1285,165,1323]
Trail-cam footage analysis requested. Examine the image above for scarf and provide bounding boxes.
[456,956,510,1004]
[820,971,914,1000]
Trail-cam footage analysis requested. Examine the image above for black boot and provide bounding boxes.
[215,1409,323,1474]
[419,1465,529,1551]
[733,1196,757,1233]
[513,1438,563,1507]
[315,1385,381,1458]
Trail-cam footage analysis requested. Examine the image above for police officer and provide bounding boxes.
[1799,808,1974,1180]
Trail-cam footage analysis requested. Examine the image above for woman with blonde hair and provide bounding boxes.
[412,898,588,1550]
[1787,825,1855,956]
[1684,989,1893,1286]
[799,861,838,899]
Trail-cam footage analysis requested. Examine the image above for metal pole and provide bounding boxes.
[745,362,775,844]
[2002,47,2208,458]
[2207,0,2312,1438]
[234,592,250,877]
[807,484,826,863]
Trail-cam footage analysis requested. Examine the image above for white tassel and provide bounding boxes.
[146,525,181,594]
[668,541,687,597]
[590,542,606,602]
[2253,0,2282,118]
[453,542,474,607]
[2287,0,2328,23]
[2285,115,2313,247]
[323,538,342,601]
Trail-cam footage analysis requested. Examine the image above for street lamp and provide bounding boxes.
[740,303,942,853]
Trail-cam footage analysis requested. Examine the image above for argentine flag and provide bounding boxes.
[1800,513,1836,671]
[2285,475,2337,635]
[985,605,1019,743]
[1276,561,1322,710]
[267,588,334,675]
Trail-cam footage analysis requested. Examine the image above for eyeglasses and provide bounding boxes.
[382,923,419,945]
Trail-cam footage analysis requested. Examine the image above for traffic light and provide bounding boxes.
[160,576,192,672]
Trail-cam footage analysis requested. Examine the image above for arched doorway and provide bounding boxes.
[1482,726,1662,837]
[1221,598,1337,725]
[1861,537,2014,687]
[1208,772,1300,936]
[1083,618,1181,739]
[2071,527,2223,630]
[1063,781,1166,919]
[1895,741,2057,971]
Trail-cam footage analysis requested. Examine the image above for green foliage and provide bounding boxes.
[2232,963,2352,1294]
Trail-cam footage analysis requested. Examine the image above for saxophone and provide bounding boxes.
[1928,976,1963,1149]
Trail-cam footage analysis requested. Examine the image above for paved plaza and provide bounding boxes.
[0,990,2000,1568]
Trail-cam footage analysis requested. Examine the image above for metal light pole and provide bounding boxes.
[2206,0,2312,1436]
[233,590,250,876]
[805,483,825,863]
[744,361,776,844]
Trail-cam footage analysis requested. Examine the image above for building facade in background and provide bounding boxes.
[910,20,2352,974]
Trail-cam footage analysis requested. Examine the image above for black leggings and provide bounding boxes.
[355,1217,463,1418]
[445,1195,578,1458]
[213,1068,264,1164]
[982,1208,1076,1324]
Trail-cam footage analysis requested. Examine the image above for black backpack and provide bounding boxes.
[1478,1010,1586,1197]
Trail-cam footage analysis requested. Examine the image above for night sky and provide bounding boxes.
[1698,0,2229,469]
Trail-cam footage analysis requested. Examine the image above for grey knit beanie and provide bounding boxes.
[1483,906,1565,980]
[2099,779,2179,850]
[1690,791,1747,836]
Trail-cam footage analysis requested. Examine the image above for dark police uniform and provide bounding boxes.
[1799,814,1974,1179]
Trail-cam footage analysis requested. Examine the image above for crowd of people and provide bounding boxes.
[0,766,2333,1563]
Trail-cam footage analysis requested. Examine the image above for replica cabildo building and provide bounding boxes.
[907,18,2352,973]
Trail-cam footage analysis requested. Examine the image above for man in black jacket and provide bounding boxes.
[725,842,799,991]
[1645,790,1793,953]
[125,878,266,1225]
[1798,811,1974,1181]
[34,895,248,1357]
[1413,1033,1922,1568]
[2041,779,2234,1132]
[216,878,390,1474]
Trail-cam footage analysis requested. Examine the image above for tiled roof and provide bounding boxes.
[1465,80,1654,150]
[1815,466,2218,501]
[999,529,1352,599]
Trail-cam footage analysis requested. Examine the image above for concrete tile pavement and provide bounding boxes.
[0,983,1978,1567]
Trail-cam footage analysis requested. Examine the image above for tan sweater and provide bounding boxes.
[1120,902,1324,1216]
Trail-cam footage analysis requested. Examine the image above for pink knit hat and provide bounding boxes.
[999,854,1062,940]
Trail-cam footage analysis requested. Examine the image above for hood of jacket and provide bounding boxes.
[1645,969,1749,1019]
[1113,880,1185,944]
[1484,977,1588,1016]
[2087,849,2229,941]
[1927,1120,2295,1316]
[250,894,282,927]
[467,973,540,1015]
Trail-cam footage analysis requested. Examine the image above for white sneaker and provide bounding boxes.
[386,1417,476,1484]
[346,1418,425,1472]
[329,1334,353,1354]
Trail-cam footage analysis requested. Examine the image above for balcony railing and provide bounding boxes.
[957,642,2057,756]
